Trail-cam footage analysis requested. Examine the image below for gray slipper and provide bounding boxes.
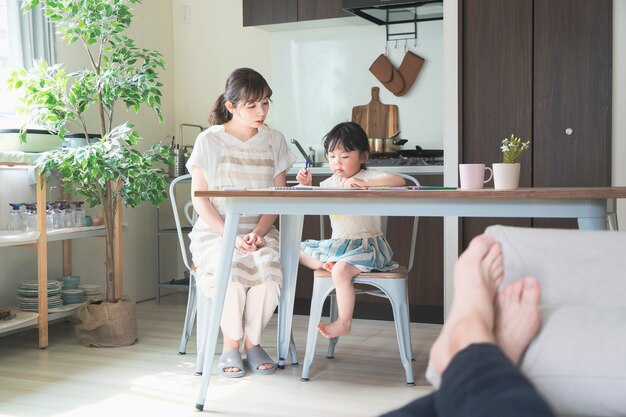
[218,349,245,378]
[244,346,276,375]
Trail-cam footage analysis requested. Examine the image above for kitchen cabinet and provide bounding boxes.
[242,0,350,27]
[297,0,351,21]
[288,172,444,324]
[459,0,612,247]
[0,162,116,348]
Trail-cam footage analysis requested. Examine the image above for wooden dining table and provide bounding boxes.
[191,186,626,410]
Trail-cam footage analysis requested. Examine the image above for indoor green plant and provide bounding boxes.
[7,0,172,346]
[493,134,531,190]
[500,134,531,164]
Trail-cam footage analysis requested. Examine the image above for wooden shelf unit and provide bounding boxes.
[0,161,122,348]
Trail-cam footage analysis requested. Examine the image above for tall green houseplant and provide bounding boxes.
[8,0,172,305]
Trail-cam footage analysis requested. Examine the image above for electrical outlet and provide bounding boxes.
[181,5,191,25]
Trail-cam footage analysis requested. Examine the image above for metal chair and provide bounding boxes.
[171,174,297,374]
[170,175,208,375]
[300,173,420,386]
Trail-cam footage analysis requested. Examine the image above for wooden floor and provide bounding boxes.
[0,292,440,417]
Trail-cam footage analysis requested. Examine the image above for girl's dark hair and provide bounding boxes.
[323,122,370,169]
[209,68,273,125]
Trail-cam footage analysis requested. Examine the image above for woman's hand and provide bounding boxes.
[244,232,266,248]
[235,235,256,254]
[235,232,266,253]
[296,167,312,186]
[341,177,368,188]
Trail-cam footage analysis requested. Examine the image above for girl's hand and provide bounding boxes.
[235,235,256,254]
[342,177,368,188]
[296,168,312,186]
[243,232,265,249]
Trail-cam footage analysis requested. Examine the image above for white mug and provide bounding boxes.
[459,163,493,189]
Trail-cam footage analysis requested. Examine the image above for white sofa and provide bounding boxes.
[484,226,626,417]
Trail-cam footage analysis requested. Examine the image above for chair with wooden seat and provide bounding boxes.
[300,173,420,386]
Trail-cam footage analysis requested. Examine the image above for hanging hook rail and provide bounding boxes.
[385,18,418,43]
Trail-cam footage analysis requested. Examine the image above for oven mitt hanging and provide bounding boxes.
[369,54,405,96]
[397,51,425,96]
[369,52,425,97]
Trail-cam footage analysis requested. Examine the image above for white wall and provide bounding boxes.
[269,21,443,157]
[171,0,271,139]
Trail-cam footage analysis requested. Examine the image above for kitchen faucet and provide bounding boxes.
[291,139,315,166]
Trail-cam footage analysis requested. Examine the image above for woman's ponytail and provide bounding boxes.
[209,94,231,125]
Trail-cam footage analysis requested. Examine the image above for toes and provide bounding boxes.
[466,234,496,257]
[483,242,503,268]
[520,277,541,305]
[506,279,524,303]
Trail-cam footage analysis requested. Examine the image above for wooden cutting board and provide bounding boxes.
[351,87,399,138]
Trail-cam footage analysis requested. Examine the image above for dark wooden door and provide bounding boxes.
[533,0,612,229]
[460,0,612,242]
[460,0,533,248]
[242,0,297,26]
[533,0,612,188]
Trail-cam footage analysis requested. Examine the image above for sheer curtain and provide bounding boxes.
[0,0,55,127]
[7,0,56,68]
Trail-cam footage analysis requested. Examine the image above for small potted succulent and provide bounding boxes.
[493,134,531,190]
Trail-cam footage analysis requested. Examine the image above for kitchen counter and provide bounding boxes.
[288,162,443,176]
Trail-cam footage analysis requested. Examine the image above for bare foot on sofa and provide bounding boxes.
[495,276,542,364]
[429,234,504,376]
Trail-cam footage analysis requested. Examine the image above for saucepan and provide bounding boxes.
[368,131,408,156]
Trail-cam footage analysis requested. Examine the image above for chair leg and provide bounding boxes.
[386,280,415,386]
[289,332,298,365]
[179,275,198,354]
[326,293,339,359]
[301,279,333,381]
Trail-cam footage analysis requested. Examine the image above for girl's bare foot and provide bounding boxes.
[317,320,351,338]
[495,276,542,364]
[322,261,335,272]
[429,234,504,376]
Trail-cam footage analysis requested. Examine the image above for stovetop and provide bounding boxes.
[365,147,444,167]
[366,155,444,167]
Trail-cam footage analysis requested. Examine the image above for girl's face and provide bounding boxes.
[327,145,367,178]
[228,97,270,129]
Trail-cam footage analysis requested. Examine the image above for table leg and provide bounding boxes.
[277,214,304,368]
[195,211,240,411]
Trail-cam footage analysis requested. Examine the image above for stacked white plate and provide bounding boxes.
[16,280,63,311]
[78,284,102,302]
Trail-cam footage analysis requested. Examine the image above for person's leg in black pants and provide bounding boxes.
[381,343,554,417]
[380,234,554,417]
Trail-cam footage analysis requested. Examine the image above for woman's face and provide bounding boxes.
[229,97,270,129]
[327,145,367,179]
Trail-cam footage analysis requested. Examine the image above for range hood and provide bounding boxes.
[342,0,443,26]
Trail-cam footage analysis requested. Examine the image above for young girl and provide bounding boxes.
[186,68,296,378]
[296,121,406,339]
